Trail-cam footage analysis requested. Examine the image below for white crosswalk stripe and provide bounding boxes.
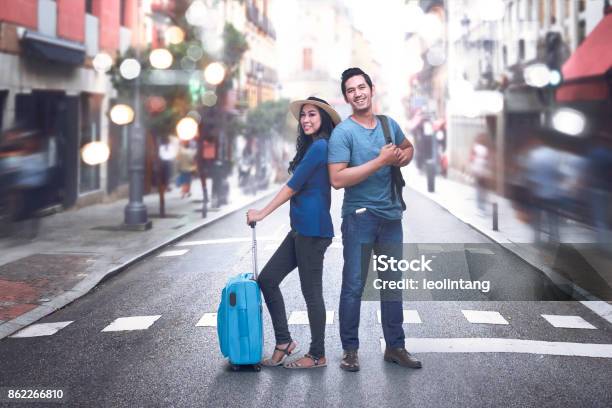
[9,321,73,338]
[196,313,218,327]
[157,249,189,257]
[287,311,335,325]
[462,310,509,325]
[380,338,612,358]
[541,314,597,329]
[9,309,606,339]
[101,315,162,332]
[377,310,422,324]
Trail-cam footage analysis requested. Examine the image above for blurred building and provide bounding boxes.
[0,0,176,209]
[202,0,279,110]
[445,0,610,194]
[273,0,353,117]
[351,29,385,114]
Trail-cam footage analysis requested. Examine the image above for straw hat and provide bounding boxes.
[289,96,342,126]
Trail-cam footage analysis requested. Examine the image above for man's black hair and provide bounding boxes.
[340,67,373,97]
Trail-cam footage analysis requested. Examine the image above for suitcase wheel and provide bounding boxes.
[230,364,240,372]
[253,364,261,372]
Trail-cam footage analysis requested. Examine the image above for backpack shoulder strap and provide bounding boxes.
[377,115,393,145]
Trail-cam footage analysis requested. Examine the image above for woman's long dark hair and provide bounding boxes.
[288,105,335,174]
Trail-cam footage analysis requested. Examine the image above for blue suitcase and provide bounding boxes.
[217,224,263,370]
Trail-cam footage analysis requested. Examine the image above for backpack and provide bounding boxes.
[377,115,407,211]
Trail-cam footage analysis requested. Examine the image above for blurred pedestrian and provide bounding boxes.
[587,134,612,253]
[469,133,494,214]
[522,138,563,243]
[176,140,196,198]
[157,135,178,192]
[246,96,340,369]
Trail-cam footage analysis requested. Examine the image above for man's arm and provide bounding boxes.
[329,144,398,189]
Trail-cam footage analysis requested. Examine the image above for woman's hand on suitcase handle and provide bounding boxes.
[246,209,264,225]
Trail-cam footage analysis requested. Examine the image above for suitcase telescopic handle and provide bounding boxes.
[250,222,258,280]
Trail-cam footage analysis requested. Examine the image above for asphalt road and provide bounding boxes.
[0,188,610,408]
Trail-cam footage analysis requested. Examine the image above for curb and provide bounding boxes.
[0,187,278,340]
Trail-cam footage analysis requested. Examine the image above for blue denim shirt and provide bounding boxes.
[287,138,334,238]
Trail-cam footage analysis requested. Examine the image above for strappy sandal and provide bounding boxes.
[283,353,327,369]
[261,341,299,367]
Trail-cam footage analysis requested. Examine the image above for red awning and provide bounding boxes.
[556,10,612,102]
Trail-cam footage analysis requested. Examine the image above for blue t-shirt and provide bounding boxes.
[287,138,334,238]
[328,116,406,220]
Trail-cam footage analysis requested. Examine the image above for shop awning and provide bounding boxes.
[556,10,612,102]
[21,30,85,66]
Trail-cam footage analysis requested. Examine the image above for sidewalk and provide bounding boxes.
[405,166,612,322]
[0,175,278,339]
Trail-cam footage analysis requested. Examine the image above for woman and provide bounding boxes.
[246,96,340,369]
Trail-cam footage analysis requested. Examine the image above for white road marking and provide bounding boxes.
[377,310,422,324]
[287,311,335,325]
[196,313,217,327]
[462,310,509,325]
[9,321,73,338]
[272,224,287,238]
[176,237,275,247]
[541,314,597,329]
[329,242,343,249]
[580,301,612,325]
[380,338,612,358]
[157,249,189,257]
[264,242,282,251]
[465,247,495,255]
[101,315,162,332]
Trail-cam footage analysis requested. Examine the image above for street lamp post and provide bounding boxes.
[124,0,152,230]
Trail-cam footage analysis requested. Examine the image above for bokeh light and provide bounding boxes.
[81,141,110,166]
[176,117,199,140]
[109,104,135,125]
[149,48,173,70]
[93,52,113,73]
[119,58,141,80]
[204,62,226,85]
[552,108,586,136]
[524,63,551,88]
[165,26,185,45]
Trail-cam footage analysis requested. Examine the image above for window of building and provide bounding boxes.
[120,0,127,27]
[79,93,102,193]
[578,1,586,12]
[577,20,586,46]
[518,39,525,60]
[518,0,526,20]
[502,45,508,67]
[551,0,557,24]
[0,90,7,131]
[538,0,545,26]
[85,0,93,14]
[303,48,312,71]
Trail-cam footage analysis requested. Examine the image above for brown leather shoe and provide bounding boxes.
[340,350,359,372]
[384,348,422,369]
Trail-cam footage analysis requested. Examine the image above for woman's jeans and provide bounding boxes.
[339,210,405,351]
[258,231,332,358]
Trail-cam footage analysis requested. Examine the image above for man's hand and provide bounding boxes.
[378,144,400,166]
[393,147,414,167]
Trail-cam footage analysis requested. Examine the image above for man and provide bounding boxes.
[328,67,421,371]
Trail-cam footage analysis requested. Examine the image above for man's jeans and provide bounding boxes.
[339,210,405,351]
